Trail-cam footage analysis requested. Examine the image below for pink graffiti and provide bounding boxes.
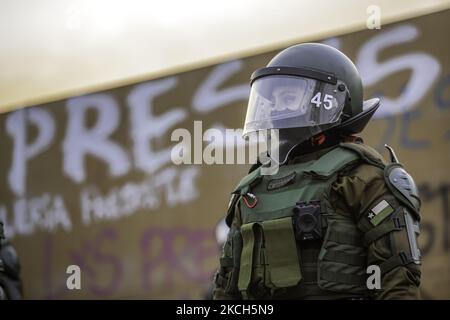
[140,226,218,292]
[42,225,218,299]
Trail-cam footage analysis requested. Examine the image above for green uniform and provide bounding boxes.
[213,142,421,300]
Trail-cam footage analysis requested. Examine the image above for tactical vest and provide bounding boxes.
[230,142,385,299]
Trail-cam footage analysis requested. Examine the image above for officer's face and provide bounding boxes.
[271,85,307,114]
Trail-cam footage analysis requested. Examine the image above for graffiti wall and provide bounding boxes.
[0,10,449,299]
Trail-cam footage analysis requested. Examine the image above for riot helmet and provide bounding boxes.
[243,43,380,163]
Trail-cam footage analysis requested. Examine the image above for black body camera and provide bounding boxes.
[292,200,322,241]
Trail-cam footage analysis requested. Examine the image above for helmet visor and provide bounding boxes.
[243,75,347,136]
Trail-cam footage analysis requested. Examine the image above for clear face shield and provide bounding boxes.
[243,74,348,164]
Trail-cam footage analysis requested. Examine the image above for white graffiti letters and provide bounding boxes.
[6,108,55,196]
[63,94,130,183]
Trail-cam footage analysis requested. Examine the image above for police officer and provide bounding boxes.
[0,221,23,300]
[213,43,421,300]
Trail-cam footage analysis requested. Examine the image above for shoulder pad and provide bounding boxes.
[339,142,387,169]
[384,163,421,220]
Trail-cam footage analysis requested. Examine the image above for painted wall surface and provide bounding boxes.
[0,10,449,299]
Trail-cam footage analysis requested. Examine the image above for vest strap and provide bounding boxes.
[307,146,359,176]
[364,213,405,245]
[327,230,362,246]
[219,257,234,268]
[299,250,319,284]
[215,273,228,288]
[323,250,367,266]
[320,269,366,285]
[380,251,414,275]
[238,223,256,292]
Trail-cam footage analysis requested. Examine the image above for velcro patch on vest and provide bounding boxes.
[368,200,394,226]
[267,172,296,191]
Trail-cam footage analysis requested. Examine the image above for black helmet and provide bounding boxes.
[243,43,380,163]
